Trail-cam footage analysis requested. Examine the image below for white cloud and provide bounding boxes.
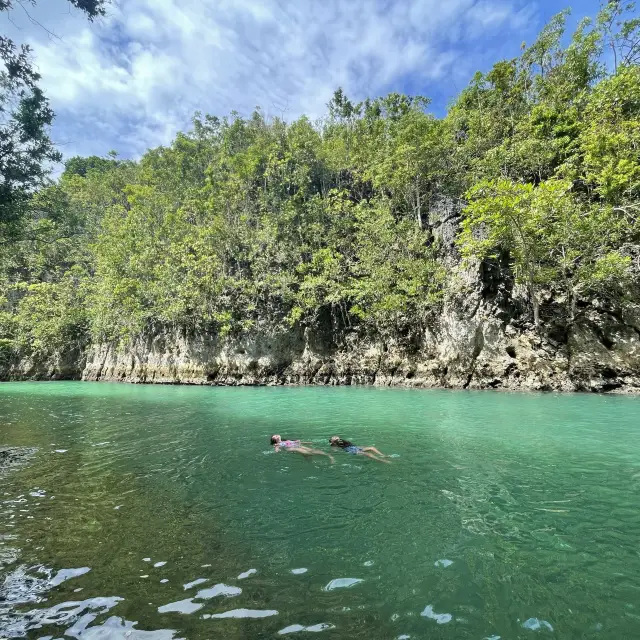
[0,0,540,161]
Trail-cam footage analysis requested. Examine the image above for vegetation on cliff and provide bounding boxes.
[1,2,639,370]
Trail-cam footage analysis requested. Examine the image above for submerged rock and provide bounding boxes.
[0,447,37,476]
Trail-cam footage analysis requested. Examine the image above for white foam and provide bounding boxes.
[291,568,308,575]
[154,561,167,568]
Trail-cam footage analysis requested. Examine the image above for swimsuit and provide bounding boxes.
[333,439,362,454]
[344,446,363,454]
[280,440,300,448]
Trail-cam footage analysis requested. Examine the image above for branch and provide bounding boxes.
[0,229,85,245]
[15,0,61,42]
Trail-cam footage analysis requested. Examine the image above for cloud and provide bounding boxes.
[1,0,541,161]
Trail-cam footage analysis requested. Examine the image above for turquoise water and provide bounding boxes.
[1,383,640,639]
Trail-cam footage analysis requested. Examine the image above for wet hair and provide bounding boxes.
[329,436,339,444]
[270,435,279,445]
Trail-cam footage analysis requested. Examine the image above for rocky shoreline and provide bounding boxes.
[3,292,640,394]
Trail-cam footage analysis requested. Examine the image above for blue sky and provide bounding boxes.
[0,0,617,163]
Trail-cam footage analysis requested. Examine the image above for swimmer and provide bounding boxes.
[329,436,390,463]
[271,435,335,464]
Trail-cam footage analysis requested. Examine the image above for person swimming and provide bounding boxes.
[329,436,390,463]
[271,435,335,463]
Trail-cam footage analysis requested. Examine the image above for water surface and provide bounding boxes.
[1,382,640,639]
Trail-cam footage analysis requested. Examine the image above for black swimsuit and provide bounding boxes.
[333,439,362,454]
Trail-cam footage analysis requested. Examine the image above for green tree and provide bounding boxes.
[0,0,109,236]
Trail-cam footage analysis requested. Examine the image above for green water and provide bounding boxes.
[1,383,640,639]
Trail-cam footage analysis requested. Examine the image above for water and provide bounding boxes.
[1,382,640,639]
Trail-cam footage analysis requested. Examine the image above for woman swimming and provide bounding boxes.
[329,436,390,463]
[271,435,335,463]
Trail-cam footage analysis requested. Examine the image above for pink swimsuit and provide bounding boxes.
[280,440,300,448]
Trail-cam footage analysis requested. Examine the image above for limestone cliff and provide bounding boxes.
[80,203,640,393]
[4,204,640,392]
[78,293,640,392]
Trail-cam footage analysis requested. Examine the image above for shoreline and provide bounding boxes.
[2,377,640,395]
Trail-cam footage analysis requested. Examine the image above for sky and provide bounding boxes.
[0,0,614,163]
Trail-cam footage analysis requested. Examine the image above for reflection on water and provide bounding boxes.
[1,382,640,638]
[323,578,363,591]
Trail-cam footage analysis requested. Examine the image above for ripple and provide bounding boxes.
[183,578,207,590]
[420,605,452,624]
[50,567,91,587]
[195,584,242,599]
[522,618,553,631]
[206,609,278,619]
[157,598,202,615]
[323,578,363,591]
[279,623,335,634]
[1,595,123,637]
[434,559,453,568]
[72,615,179,639]
[237,568,257,579]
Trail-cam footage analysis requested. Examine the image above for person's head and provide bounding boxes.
[271,434,281,445]
[329,436,340,445]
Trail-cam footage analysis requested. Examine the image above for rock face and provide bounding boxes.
[78,293,640,393]
[5,202,640,392]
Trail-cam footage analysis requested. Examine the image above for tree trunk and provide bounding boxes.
[415,175,422,229]
[529,276,540,327]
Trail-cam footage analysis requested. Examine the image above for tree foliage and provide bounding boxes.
[0,0,109,235]
[2,2,640,367]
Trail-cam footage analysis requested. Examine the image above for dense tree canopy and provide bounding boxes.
[1,2,639,368]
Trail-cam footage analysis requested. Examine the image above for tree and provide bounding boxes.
[0,0,109,235]
[459,179,633,327]
[597,1,640,71]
